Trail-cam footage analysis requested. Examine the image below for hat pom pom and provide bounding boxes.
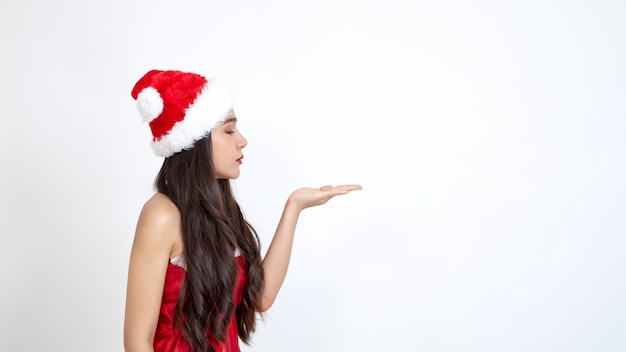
[136,87,163,123]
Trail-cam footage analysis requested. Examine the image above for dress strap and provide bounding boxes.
[169,254,186,269]
[169,248,241,269]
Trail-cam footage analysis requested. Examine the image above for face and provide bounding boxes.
[211,110,248,179]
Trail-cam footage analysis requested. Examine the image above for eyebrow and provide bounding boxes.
[222,116,238,125]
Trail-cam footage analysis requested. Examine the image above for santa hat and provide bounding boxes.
[131,69,234,157]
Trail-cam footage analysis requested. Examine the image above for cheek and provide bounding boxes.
[211,141,223,160]
[211,135,229,153]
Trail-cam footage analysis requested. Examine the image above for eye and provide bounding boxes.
[226,131,235,135]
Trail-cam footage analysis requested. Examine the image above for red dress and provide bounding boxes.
[153,256,247,352]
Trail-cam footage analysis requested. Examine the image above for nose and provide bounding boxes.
[238,132,248,149]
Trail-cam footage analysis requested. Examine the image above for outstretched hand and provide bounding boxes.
[287,184,363,211]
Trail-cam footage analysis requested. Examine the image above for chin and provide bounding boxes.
[217,172,240,180]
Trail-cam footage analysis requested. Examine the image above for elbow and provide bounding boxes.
[123,336,139,352]
[123,331,152,352]
[124,340,150,352]
[123,338,133,352]
[257,296,274,313]
[123,332,131,351]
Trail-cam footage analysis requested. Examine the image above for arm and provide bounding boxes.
[259,184,362,311]
[124,196,179,352]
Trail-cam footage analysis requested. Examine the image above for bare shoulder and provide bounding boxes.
[134,193,181,251]
[140,193,180,222]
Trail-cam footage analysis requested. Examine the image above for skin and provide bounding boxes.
[123,110,362,352]
[211,111,247,179]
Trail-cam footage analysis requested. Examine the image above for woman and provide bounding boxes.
[123,69,361,352]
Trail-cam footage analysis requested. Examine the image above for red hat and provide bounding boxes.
[131,69,234,157]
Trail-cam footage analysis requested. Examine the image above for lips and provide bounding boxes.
[236,156,243,165]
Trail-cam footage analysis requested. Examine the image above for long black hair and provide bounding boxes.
[155,134,264,352]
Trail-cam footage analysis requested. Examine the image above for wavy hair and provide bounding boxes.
[155,135,264,352]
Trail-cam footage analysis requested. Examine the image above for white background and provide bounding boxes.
[1,0,625,351]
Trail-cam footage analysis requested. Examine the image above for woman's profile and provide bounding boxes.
[123,69,361,352]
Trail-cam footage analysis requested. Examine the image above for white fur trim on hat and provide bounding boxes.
[136,87,163,123]
[151,80,234,157]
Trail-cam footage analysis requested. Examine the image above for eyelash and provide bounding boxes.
[226,131,235,135]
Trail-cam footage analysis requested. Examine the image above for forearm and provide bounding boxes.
[258,184,362,311]
[260,200,301,311]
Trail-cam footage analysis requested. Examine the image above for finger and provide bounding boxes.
[332,184,363,192]
[324,188,361,197]
[320,185,333,191]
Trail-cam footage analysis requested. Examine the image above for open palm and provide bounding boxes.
[287,184,362,211]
